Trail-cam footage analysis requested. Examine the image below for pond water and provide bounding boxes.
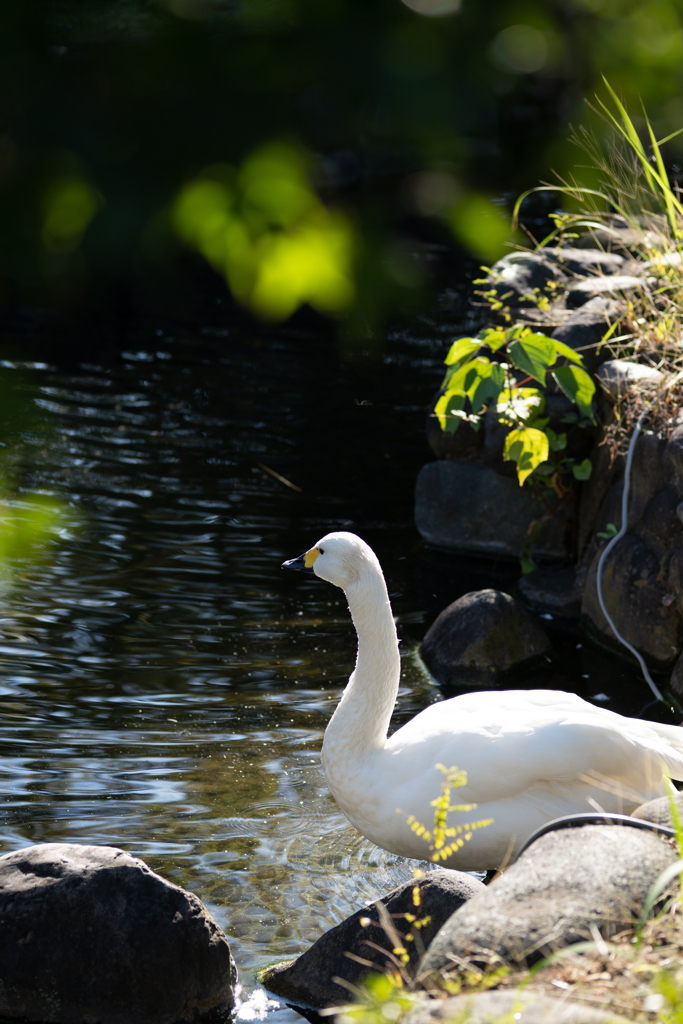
[0,294,669,1022]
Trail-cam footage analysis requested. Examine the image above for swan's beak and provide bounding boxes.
[282,552,314,573]
[282,547,319,573]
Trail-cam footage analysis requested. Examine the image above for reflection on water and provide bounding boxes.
[0,314,456,1022]
[0,308,667,1021]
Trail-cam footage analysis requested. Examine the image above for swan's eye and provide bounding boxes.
[319,548,325,554]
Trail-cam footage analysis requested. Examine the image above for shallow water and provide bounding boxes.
[0,302,670,1021]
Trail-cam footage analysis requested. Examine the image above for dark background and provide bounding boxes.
[3,0,683,336]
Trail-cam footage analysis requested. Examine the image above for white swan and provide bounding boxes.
[283,532,683,870]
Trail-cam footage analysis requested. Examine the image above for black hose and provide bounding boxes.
[515,811,678,861]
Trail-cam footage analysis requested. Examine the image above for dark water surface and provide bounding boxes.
[0,302,667,1021]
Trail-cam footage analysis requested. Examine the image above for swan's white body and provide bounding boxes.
[285,532,683,870]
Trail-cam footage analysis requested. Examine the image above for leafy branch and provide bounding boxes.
[406,764,493,863]
[435,326,596,486]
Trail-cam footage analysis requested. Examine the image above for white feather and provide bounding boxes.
[299,531,683,870]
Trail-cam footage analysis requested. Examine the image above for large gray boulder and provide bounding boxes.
[596,359,663,402]
[405,990,630,1024]
[566,275,648,309]
[416,825,677,980]
[544,247,626,276]
[420,589,551,688]
[414,460,573,560]
[0,843,236,1024]
[551,297,624,373]
[261,869,484,1010]
[486,252,566,308]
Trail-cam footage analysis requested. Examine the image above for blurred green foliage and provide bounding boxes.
[172,145,356,319]
[0,496,70,565]
[2,0,683,323]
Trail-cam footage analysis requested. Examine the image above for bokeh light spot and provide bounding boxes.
[171,144,356,322]
[42,177,101,254]
[489,24,548,74]
[399,0,462,17]
[448,194,512,262]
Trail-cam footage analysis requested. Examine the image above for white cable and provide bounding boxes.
[595,370,683,704]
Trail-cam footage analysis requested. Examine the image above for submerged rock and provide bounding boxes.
[517,565,582,615]
[261,869,484,1010]
[416,825,676,979]
[420,589,551,688]
[0,843,236,1024]
[414,461,572,560]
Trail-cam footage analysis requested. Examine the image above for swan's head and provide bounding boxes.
[282,531,379,590]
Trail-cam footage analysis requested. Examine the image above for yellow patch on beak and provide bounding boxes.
[304,548,320,568]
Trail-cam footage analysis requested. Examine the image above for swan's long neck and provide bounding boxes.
[322,563,400,765]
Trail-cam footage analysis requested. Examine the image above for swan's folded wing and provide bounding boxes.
[388,691,683,805]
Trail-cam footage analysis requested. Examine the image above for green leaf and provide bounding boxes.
[478,328,507,353]
[549,339,582,365]
[508,335,557,383]
[503,427,549,486]
[434,390,465,434]
[496,387,545,426]
[468,361,506,414]
[444,357,505,416]
[552,365,596,423]
[572,458,592,481]
[444,338,480,367]
[597,522,618,540]
[546,428,567,451]
[509,333,584,385]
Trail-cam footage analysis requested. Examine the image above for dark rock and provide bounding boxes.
[518,565,581,615]
[405,990,629,1024]
[486,252,566,309]
[667,542,683,619]
[414,461,573,560]
[566,275,649,309]
[260,869,484,1010]
[671,650,683,699]
[666,420,683,492]
[628,431,670,527]
[551,297,624,374]
[420,589,551,688]
[596,359,663,402]
[482,409,516,478]
[576,434,624,556]
[581,532,682,667]
[0,843,236,1024]
[580,430,672,571]
[544,246,626,276]
[416,825,676,979]
[633,792,683,828]
[635,486,683,561]
[425,389,484,462]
